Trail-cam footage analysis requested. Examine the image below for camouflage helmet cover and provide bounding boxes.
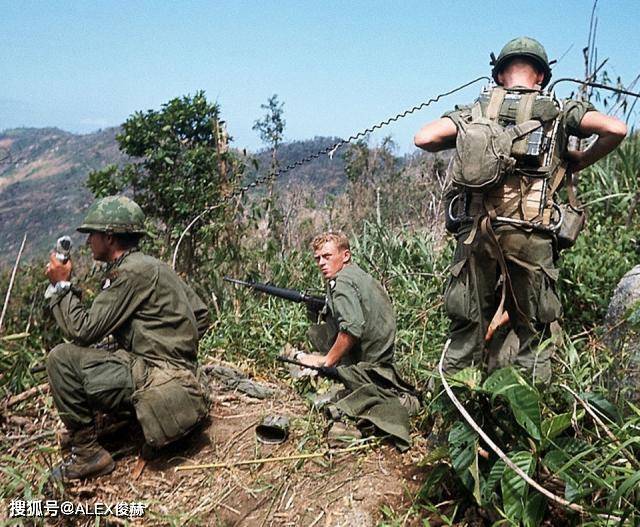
[77,195,147,234]
[491,36,552,88]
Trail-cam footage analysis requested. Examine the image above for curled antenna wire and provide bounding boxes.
[172,75,490,268]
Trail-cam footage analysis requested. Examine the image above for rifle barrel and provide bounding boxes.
[224,276,325,311]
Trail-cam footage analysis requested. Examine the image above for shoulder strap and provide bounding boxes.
[470,100,483,121]
[515,92,536,123]
[485,87,506,120]
[506,119,542,141]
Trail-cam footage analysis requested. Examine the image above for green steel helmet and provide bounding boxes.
[491,36,553,88]
[77,195,147,234]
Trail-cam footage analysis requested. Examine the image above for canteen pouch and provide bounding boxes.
[556,203,586,250]
[132,367,209,448]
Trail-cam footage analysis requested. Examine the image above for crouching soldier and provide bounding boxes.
[296,231,419,450]
[45,195,211,480]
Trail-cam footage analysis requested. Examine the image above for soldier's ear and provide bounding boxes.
[343,249,351,263]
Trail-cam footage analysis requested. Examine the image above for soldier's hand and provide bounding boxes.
[45,251,72,284]
[297,353,326,368]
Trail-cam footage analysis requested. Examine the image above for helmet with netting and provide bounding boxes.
[491,36,553,88]
[77,195,147,234]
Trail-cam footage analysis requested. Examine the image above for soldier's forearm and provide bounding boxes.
[324,331,358,367]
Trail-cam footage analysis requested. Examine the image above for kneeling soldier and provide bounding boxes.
[45,195,210,480]
[297,231,418,450]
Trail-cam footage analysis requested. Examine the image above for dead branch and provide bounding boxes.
[5,383,49,408]
[175,443,375,472]
[0,233,28,334]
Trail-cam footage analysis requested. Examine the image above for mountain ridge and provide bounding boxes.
[0,127,348,265]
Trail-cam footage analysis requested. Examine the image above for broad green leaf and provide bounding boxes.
[541,411,579,448]
[418,445,449,466]
[523,491,546,527]
[483,368,542,440]
[501,450,536,525]
[448,421,482,503]
[448,421,476,473]
[581,392,622,424]
[449,367,483,390]
[481,458,506,506]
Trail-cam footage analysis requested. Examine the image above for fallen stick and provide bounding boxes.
[10,431,55,450]
[6,383,49,408]
[0,233,27,334]
[1,332,30,342]
[175,443,374,472]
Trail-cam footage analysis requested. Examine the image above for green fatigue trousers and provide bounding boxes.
[443,226,562,384]
[46,344,135,430]
[47,344,210,447]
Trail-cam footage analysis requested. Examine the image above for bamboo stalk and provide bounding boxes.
[175,443,373,472]
[0,233,27,334]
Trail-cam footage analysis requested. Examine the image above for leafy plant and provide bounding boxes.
[421,364,640,525]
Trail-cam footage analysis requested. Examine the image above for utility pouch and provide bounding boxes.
[556,203,586,250]
[449,92,542,191]
[555,174,585,250]
[132,366,209,448]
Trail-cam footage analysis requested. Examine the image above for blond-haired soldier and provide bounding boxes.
[297,231,417,449]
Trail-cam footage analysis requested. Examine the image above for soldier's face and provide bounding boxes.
[314,241,351,280]
[86,232,110,262]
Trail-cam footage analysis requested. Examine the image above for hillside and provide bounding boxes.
[0,127,126,263]
[0,129,349,266]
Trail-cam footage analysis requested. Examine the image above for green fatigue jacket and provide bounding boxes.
[49,249,210,447]
[327,262,396,365]
[441,94,596,384]
[309,263,417,450]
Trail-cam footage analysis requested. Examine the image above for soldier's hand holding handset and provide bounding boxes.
[45,236,73,297]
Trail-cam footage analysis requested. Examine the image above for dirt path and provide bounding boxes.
[1,376,427,526]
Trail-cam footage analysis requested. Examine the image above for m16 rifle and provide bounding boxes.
[223,277,325,312]
[275,355,340,380]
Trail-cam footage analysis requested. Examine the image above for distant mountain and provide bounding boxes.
[0,127,126,265]
[249,137,348,195]
[0,128,348,266]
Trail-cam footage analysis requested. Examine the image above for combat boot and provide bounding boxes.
[51,425,115,481]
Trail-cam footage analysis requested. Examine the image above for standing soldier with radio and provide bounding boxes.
[414,37,626,383]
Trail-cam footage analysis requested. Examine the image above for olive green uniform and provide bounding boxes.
[47,249,210,447]
[442,96,595,383]
[309,263,416,450]
[326,262,396,365]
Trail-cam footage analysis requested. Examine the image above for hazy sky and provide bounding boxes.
[1,1,638,154]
